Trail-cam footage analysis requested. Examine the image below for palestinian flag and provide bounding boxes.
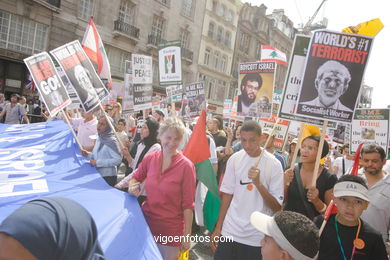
[183,109,220,232]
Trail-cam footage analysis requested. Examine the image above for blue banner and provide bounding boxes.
[0,121,161,260]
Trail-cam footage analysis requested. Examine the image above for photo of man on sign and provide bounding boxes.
[300,60,352,112]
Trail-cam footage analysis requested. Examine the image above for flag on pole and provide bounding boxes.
[260,45,287,66]
[82,17,113,88]
[24,74,36,92]
[183,110,220,232]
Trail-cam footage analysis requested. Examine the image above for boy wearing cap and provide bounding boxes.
[316,174,387,259]
[250,210,319,260]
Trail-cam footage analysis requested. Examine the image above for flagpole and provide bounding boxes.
[99,104,125,150]
[286,122,305,186]
[61,110,84,151]
[311,120,328,188]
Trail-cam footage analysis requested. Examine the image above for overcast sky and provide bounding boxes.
[246,0,389,108]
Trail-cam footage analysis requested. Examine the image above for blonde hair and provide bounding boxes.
[158,117,185,141]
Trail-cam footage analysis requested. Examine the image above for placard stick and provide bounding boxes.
[286,122,305,186]
[99,104,125,150]
[311,120,328,188]
[254,118,280,167]
[62,110,83,151]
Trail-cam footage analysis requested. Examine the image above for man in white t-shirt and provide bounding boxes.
[71,110,98,152]
[332,144,354,178]
[211,120,284,260]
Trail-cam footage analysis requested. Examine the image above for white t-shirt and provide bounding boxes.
[333,156,354,178]
[72,117,98,148]
[220,149,284,246]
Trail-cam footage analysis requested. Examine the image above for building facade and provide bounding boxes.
[197,0,241,114]
[0,0,206,100]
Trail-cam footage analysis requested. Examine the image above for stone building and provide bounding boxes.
[0,0,205,100]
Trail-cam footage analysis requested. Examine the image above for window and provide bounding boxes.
[213,51,220,69]
[212,1,217,12]
[156,0,170,5]
[78,0,95,21]
[204,48,211,65]
[216,26,223,43]
[239,32,250,54]
[207,79,215,99]
[208,22,215,38]
[180,29,190,49]
[214,81,226,102]
[0,10,48,55]
[118,0,136,25]
[224,31,231,48]
[181,0,194,17]
[220,55,227,72]
[107,47,131,74]
[226,10,234,23]
[219,5,226,17]
[153,62,159,83]
[151,15,165,39]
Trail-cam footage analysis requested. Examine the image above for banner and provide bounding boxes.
[24,52,71,116]
[183,82,206,118]
[51,41,109,112]
[278,35,336,128]
[295,30,373,123]
[122,60,134,114]
[132,54,152,84]
[258,116,290,149]
[351,109,389,153]
[133,84,153,111]
[237,61,275,118]
[158,41,182,86]
[0,121,162,259]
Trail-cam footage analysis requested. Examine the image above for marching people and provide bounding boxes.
[116,118,129,145]
[211,120,284,260]
[71,109,98,152]
[0,94,29,124]
[315,174,388,260]
[332,143,354,178]
[283,135,337,220]
[126,117,196,260]
[82,115,122,187]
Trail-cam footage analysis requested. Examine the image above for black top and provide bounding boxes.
[211,131,227,148]
[315,214,387,260]
[284,164,337,219]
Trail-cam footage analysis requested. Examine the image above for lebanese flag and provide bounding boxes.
[260,45,287,66]
[82,17,113,88]
[183,110,221,232]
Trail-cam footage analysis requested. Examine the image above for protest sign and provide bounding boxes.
[133,84,152,111]
[166,84,183,103]
[258,116,290,149]
[56,66,80,110]
[278,35,337,128]
[158,41,182,86]
[237,61,275,118]
[50,41,109,112]
[351,109,389,153]
[183,82,206,117]
[132,54,152,84]
[223,99,233,118]
[122,60,134,114]
[333,122,350,144]
[24,52,71,116]
[296,30,373,123]
[0,121,162,260]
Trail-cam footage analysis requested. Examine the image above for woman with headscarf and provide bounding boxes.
[283,135,337,220]
[0,197,104,260]
[82,115,122,186]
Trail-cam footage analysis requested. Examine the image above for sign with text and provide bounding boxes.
[183,82,205,117]
[24,52,71,116]
[132,54,152,84]
[258,116,290,149]
[133,84,152,111]
[122,60,134,113]
[158,41,182,86]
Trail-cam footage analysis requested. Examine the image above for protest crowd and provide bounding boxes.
[0,13,389,260]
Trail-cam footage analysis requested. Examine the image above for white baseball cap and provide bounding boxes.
[333,181,369,201]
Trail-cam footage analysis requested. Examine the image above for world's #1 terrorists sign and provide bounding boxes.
[295,30,373,124]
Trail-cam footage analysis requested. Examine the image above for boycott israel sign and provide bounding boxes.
[158,41,182,86]
[132,54,152,84]
[295,30,373,123]
[24,52,71,116]
[351,109,389,153]
[51,41,109,112]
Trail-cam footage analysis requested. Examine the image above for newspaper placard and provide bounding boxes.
[223,99,233,117]
[24,52,71,116]
[122,60,134,114]
[56,66,80,110]
[278,35,336,128]
[158,41,182,86]
[183,82,206,117]
[296,30,373,123]
[351,109,389,153]
[133,84,152,111]
[258,116,290,150]
[237,61,275,118]
[132,54,152,84]
[50,41,109,112]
